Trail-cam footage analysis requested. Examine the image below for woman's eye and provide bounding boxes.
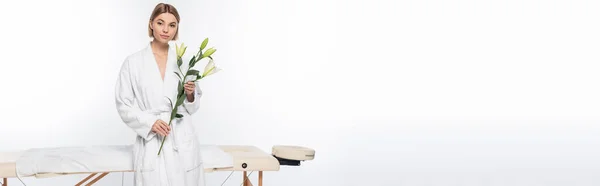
[170,25,175,28]
[158,22,162,25]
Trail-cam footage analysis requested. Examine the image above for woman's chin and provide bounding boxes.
[153,38,169,44]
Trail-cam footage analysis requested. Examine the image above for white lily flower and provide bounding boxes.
[202,59,221,78]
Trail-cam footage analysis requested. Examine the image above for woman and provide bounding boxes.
[115,3,205,186]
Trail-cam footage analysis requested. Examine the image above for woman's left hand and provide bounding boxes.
[184,81,195,96]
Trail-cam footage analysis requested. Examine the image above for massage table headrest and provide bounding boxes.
[271,145,315,166]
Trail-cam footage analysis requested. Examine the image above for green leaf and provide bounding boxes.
[177,58,182,67]
[196,75,202,80]
[178,83,183,95]
[202,48,216,58]
[169,107,179,120]
[200,38,209,50]
[176,94,186,106]
[177,89,184,98]
[170,109,177,120]
[191,57,198,68]
[189,56,196,67]
[174,72,182,81]
[175,114,183,118]
[186,69,200,76]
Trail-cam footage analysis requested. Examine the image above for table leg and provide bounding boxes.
[76,173,97,186]
[243,171,254,186]
[259,171,263,186]
[86,173,108,186]
[75,172,109,186]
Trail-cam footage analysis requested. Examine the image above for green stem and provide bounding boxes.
[157,56,198,156]
[157,89,184,155]
[157,118,173,155]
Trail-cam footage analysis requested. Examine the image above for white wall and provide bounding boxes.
[1,0,600,185]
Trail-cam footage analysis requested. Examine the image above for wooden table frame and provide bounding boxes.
[2,171,267,186]
[242,171,263,186]
[75,173,109,186]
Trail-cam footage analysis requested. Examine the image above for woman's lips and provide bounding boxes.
[160,34,169,39]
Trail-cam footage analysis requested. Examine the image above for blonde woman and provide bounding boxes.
[115,3,204,186]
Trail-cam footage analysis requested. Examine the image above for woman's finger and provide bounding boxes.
[155,122,167,135]
[161,126,168,136]
[160,121,170,131]
[159,130,166,137]
[154,126,166,136]
[162,124,170,134]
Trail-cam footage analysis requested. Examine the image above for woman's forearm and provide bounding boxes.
[187,92,195,102]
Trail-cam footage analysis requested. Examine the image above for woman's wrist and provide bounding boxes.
[186,92,195,102]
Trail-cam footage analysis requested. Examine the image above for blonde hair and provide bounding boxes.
[148,3,181,40]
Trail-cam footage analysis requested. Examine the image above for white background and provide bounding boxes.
[1,0,600,185]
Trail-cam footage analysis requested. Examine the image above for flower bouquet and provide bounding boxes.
[157,38,221,155]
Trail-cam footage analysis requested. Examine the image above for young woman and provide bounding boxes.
[115,3,205,186]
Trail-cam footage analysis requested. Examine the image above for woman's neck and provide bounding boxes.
[151,40,169,54]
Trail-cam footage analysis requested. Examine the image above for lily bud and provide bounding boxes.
[202,48,216,58]
[176,43,187,58]
[200,38,209,50]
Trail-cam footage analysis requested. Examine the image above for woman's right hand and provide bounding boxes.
[152,119,171,137]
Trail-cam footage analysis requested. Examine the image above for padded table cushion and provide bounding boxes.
[210,145,280,172]
[272,145,315,161]
[0,151,22,178]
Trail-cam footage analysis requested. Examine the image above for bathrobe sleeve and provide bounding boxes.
[183,79,202,115]
[115,58,158,141]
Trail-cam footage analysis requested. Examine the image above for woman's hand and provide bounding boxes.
[184,81,195,102]
[152,119,170,137]
[184,81,195,95]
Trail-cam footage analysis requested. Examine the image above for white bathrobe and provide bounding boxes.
[115,42,205,186]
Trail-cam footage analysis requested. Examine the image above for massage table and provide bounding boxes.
[0,145,315,186]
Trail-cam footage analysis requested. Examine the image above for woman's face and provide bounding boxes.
[150,13,178,43]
